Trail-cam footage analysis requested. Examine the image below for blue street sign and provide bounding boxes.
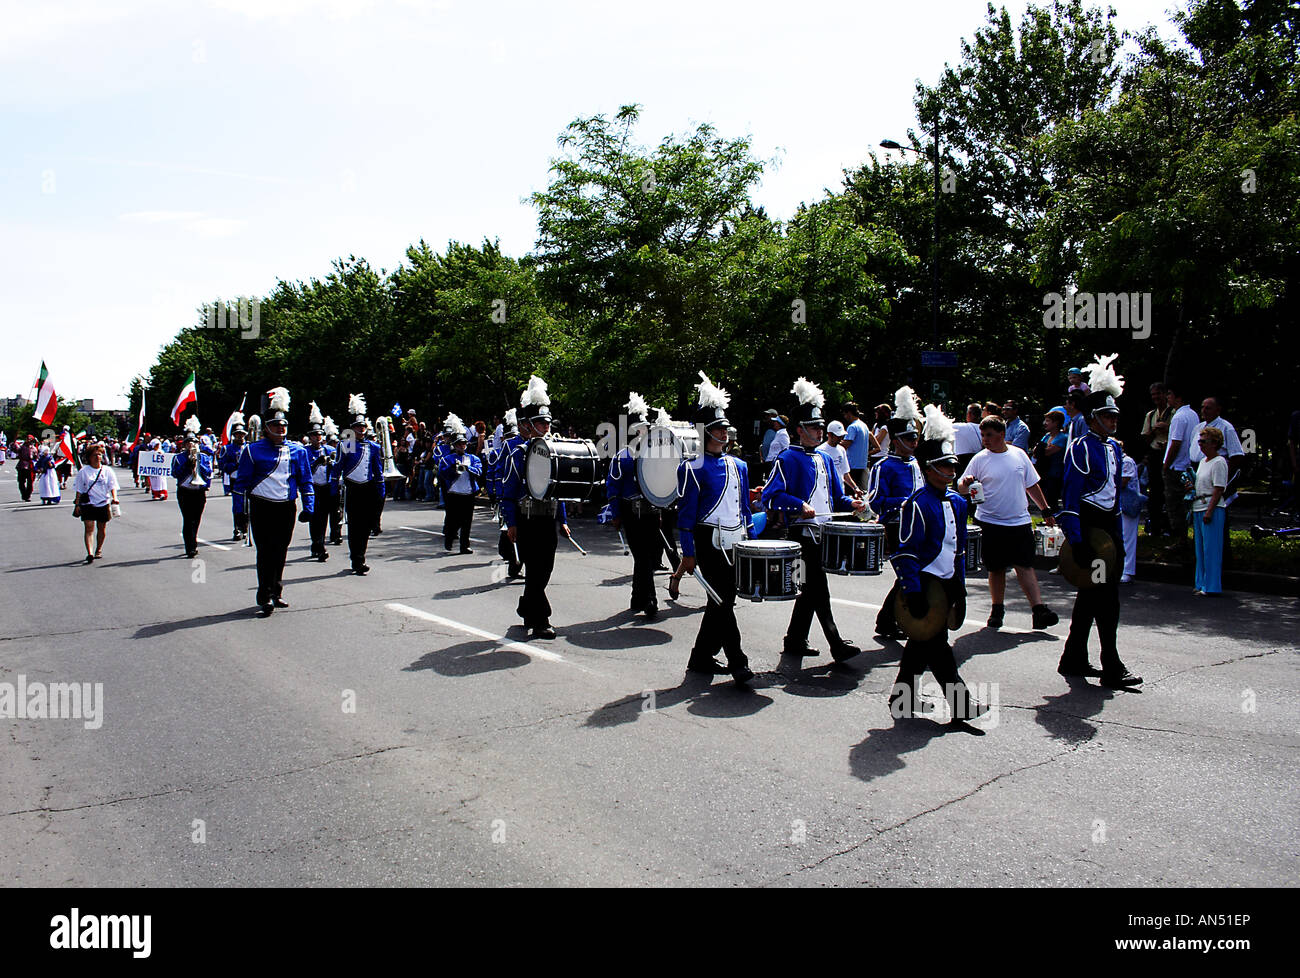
[921,351,959,368]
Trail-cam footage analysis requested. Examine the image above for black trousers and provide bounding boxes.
[1061,505,1125,674]
[623,508,661,608]
[876,523,902,632]
[328,490,342,541]
[308,491,332,554]
[443,492,475,549]
[1145,453,1168,533]
[231,493,248,535]
[17,467,33,500]
[659,519,681,572]
[344,481,380,569]
[786,527,842,648]
[891,574,976,718]
[248,496,296,604]
[689,526,748,670]
[516,513,557,628]
[499,526,522,575]
[176,487,207,554]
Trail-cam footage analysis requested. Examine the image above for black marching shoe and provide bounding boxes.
[987,604,1005,629]
[641,601,658,620]
[256,594,273,617]
[1031,604,1059,629]
[686,657,731,676]
[783,639,819,658]
[1100,670,1143,689]
[731,664,755,686]
[272,596,289,608]
[353,564,369,575]
[874,622,904,640]
[1057,661,1104,678]
[444,538,454,551]
[830,640,861,663]
[529,624,557,640]
[459,547,473,555]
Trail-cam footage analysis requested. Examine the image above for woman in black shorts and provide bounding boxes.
[73,442,121,563]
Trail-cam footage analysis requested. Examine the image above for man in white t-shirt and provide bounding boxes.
[1162,382,1200,544]
[821,421,859,494]
[958,416,1058,630]
[953,402,983,476]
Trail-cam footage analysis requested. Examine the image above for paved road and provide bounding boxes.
[2,465,1296,886]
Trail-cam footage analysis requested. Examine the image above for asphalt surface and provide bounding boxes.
[2,464,1296,887]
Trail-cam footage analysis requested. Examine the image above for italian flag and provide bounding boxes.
[170,370,197,426]
[222,393,247,447]
[57,428,78,466]
[34,361,58,426]
[126,387,146,452]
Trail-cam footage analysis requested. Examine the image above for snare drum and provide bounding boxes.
[636,423,701,508]
[820,521,885,576]
[965,523,983,573]
[525,437,600,502]
[734,539,801,602]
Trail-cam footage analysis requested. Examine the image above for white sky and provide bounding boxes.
[1,0,1183,408]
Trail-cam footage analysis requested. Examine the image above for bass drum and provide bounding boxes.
[636,423,700,509]
[525,437,600,502]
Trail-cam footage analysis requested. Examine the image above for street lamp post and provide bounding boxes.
[881,109,941,347]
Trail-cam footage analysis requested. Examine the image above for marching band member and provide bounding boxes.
[339,394,384,575]
[170,415,214,558]
[869,386,926,640]
[606,393,661,618]
[675,372,755,685]
[231,387,314,615]
[494,409,524,578]
[218,415,249,541]
[1057,355,1143,688]
[761,378,866,662]
[438,413,483,553]
[889,404,989,727]
[324,418,344,544]
[306,402,339,561]
[501,376,568,640]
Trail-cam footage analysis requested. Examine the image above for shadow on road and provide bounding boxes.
[952,628,1057,666]
[1032,679,1118,744]
[849,718,972,783]
[133,607,263,638]
[403,638,530,677]
[585,673,774,728]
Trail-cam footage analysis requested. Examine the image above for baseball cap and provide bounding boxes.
[826,421,846,436]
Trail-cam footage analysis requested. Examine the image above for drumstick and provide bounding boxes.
[618,529,630,555]
[564,531,588,556]
[512,541,521,565]
[693,568,723,605]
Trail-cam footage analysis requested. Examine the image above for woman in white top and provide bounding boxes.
[72,442,121,563]
[1191,426,1228,595]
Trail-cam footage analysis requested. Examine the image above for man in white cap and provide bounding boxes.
[823,420,859,495]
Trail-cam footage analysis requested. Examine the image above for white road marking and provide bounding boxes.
[831,597,881,611]
[196,538,231,551]
[386,602,575,667]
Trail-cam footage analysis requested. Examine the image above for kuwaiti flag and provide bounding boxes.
[170,370,197,426]
[221,392,247,447]
[126,387,147,452]
[34,361,58,426]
